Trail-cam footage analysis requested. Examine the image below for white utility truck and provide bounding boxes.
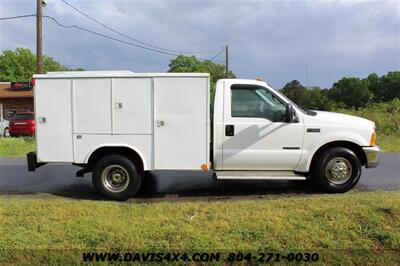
[28,71,380,200]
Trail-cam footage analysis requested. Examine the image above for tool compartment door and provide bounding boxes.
[153,77,208,170]
[73,78,112,134]
[112,78,152,134]
[35,79,73,162]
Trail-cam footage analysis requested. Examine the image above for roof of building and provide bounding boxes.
[0,83,33,99]
[33,71,210,79]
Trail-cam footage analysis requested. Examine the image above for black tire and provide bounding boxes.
[311,147,361,193]
[92,154,141,201]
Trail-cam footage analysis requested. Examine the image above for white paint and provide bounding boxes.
[35,79,73,162]
[218,79,304,170]
[215,171,306,180]
[73,78,112,134]
[112,78,152,134]
[35,72,209,171]
[213,78,376,174]
[294,111,374,172]
[33,71,376,179]
[34,72,209,79]
[73,134,152,170]
[153,77,209,170]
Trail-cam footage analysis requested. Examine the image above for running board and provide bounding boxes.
[214,171,306,180]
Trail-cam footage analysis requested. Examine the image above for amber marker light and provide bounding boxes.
[370,132,376,146]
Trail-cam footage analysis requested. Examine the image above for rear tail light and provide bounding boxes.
[31,78,35,87]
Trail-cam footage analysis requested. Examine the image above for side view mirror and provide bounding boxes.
[285,104,294,123]
[273,110,285,122]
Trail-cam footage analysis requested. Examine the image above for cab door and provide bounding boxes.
[221,81,304,170]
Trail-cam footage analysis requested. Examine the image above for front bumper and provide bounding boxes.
[362,146,381,168]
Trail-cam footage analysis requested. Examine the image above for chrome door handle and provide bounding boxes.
[38,117,46,124]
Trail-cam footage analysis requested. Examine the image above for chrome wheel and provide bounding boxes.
[325,157,352,184]
[101,164,130,193]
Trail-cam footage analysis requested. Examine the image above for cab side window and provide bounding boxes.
[231,85,286,121]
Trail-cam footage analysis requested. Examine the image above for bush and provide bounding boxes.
[335,99,400,151]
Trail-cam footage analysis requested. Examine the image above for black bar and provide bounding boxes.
[27,152,46,171]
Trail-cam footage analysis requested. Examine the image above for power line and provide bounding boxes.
[61,4,98,68]
[0,13,225,63]
[0,14,36,20]
[210,48,225,61]
[60,0,223,55]
[43,15,225,63]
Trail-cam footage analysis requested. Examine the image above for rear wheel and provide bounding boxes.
[311,147,361,193]
[92,154,141,201]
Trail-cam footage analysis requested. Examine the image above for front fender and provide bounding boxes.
[295,130,369,172]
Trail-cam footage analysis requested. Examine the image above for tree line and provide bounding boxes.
[1,48,398,111]
[281,72,400,111]
[167,55,399,110]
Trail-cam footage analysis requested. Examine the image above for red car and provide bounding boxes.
[9,112,35,137]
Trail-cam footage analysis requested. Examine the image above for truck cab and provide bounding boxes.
[27,72,380,200]
[212,79,380,192]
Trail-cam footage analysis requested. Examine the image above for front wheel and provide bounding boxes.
[92,154,141,201]
[311,147,361,193]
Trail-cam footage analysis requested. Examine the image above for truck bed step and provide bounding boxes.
[214,171,306,180]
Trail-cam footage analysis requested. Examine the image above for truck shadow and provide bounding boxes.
[53,171,317,201]
[0,163,317,201]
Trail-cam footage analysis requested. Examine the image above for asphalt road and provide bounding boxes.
[0,153,399,200]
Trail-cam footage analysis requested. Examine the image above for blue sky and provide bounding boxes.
[0,0,399,88]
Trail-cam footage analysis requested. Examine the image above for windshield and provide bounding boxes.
[12,114,34,121]
[267,85,308,114]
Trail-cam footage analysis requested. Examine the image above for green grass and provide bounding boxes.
[335,99,400,152]
[0,137,35,158]
[0,191,399,264]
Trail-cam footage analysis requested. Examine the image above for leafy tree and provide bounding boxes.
[328,77,373,108]
[280,81,334,111]
[301,87,334,111]
[168,55,235,95]
[366,73,380,101]
[280,80,306,105]
[0,47,83,81]
[378,71,400,102]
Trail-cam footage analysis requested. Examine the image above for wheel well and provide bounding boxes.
[310,141,367,173]
[86,147,144,175]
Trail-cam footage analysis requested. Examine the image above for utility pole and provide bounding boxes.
[225,45,229,78]
[36,0,43,74]
[305,64,309,89]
